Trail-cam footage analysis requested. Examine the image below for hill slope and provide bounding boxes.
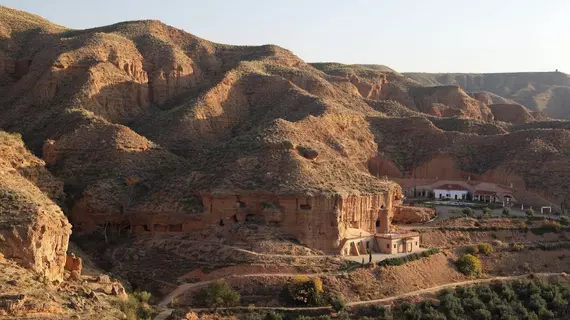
[0,5,569,233]
[404,72,570,119]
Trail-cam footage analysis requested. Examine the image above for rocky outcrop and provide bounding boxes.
[393,205,436,224]
[409,85,494,120]
[0,132,71,282]
[0,202,71,282]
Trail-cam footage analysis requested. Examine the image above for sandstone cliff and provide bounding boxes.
[0,131,71,281]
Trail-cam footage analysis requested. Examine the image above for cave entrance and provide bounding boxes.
[376,220,380,228]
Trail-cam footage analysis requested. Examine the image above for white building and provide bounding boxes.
[434,184,469,200]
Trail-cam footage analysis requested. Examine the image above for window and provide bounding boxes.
[415,242,418,246]
[394,244,396,248]
[376,220,380,227]
[300,204,312,210]
[386,244,389,249]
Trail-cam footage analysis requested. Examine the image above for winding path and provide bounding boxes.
[153,272,564,319]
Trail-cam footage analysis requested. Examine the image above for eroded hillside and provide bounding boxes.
[405,71,570,119]
[0,5,569,225]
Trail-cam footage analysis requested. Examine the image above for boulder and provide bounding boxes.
[393,206,436,224]
[65,253,83,275]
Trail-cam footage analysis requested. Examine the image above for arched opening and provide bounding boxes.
[380,204,385,209]
[375,220,380,228]
[219,219,224,226]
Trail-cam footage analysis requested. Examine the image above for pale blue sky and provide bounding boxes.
[2,0,569,73]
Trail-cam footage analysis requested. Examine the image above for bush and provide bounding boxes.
[560,216,570,226]
[283,276,324,306]
[133,290,152,304]
[336,311,351,320]
[478,243,493,255]
[195,280,240,310]
[114,294,155,320]
[526,208,535,217]
[482,207,492,218]
[264,311,283,320]
[462,207,474,217]
[456,254,482,276]
[502,207,511,216]
[329,296,346,312]
[376,248,440,267]
[465,245,479,254]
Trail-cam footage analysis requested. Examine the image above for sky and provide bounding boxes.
[2,0,569,73]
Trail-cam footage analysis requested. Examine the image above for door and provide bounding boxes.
[398,243,404,253]
[408,242,412,252]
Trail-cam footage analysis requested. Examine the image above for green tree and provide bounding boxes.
[560,216,569,226]
[456,254,482,276]
[502,207,511,216]
[526,208,535,217]
[473,308,492,320]
[195,280,240,311]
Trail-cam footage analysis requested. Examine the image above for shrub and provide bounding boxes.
[133,290,152,304]
[482,207,492,217]
[284,276,324,306]
[316,316,332,320]
[465,245,479,254]
[462,207,474,217]
[264,311,283,320]
[376,248,440,267]
[114,294,155,320]
[478,243,493,255]
[526,208,535,217]
[560,216,570,226]
[336,311,350,320]
[502,207,511,216]
[329,296,346,312]
[456,254,482,276]
[195,280,240,310]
